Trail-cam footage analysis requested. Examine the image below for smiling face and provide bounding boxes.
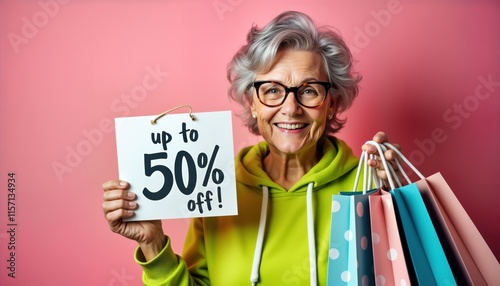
[251,48,334,156]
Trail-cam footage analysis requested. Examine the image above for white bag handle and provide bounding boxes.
[370,141,428,190]
[352,150,367,193]
[382,142,425,182]
[378,143,404,188]
[352,148,381,193]
[352,141,425,192]
[353,141,397,191]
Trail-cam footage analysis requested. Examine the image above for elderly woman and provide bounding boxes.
[102,11,399,285]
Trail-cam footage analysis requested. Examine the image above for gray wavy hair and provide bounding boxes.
[227,11,361,136]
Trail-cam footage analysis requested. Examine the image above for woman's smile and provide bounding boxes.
[275,122,308,131]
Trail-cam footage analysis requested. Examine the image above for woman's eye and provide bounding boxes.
[264,87,281,95]
[303,88,318,95]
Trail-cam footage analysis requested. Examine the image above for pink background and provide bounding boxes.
[1,0,499,285]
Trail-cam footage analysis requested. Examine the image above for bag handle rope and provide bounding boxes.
[353,141,398,192]
[150,104,195,125]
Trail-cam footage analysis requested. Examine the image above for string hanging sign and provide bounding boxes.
[114,105,237,221]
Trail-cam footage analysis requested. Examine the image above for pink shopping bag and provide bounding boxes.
[418,173,499,285]
[369,189,411,286]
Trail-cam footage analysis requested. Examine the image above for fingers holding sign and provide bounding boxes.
[102,180,165,253]
[102,180,136,222]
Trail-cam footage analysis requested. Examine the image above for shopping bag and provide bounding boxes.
[364,141,456,285]
[390,183,456,285]
[424,173,500,285]
[327,151,377,285]
[369,189,411,286]
[383,142,500,285]
[416,175,485,285]
[327,189,376,285]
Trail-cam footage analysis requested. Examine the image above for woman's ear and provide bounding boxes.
[327,97,335,116]
[250,99,257,118]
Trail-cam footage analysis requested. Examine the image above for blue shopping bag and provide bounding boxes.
[391,183,456,286]
[327,189,377,285]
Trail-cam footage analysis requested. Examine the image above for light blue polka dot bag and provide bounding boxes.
[326,147,380,285]
[327,189,378,285]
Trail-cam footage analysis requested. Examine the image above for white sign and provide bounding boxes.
[115,110,237,221]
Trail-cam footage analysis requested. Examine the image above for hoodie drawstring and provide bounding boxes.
[250,183,317,286]
[306,183,318,286]
[251,185,269,286]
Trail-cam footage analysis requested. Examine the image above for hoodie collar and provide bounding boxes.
[235,136,359,193]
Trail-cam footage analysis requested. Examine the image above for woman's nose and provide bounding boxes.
[280,91,302,115]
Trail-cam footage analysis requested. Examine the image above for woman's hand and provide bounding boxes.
[102,180,166,261]
[361,131,401,185]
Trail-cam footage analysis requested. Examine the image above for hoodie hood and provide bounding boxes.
[235,136,359,194]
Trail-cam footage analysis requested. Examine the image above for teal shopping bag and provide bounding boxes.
[391,183,456,286]
[327,189,377,285]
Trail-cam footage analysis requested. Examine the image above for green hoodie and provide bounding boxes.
[135,136,360,285]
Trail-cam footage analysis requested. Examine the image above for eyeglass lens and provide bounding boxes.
[256,81,328,107]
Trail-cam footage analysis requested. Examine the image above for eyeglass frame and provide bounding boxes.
[252,80,335,108]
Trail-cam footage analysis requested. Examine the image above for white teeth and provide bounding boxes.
[276,123,305,130]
